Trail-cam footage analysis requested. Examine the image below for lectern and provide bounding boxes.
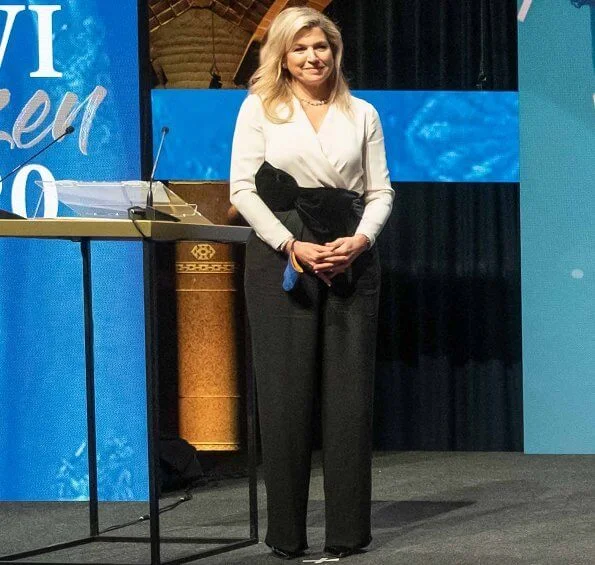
[0,201,256,565]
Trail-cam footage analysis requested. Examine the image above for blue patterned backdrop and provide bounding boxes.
[0,1,148,500]
[151,89,519,183]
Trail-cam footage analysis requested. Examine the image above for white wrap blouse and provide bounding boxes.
[230,94,394,250]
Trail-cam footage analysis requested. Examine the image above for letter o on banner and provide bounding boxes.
[11,164,57,218]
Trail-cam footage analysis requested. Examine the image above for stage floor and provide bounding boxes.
[1,452,593,564]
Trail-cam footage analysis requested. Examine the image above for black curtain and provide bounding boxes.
[326,0,523,450]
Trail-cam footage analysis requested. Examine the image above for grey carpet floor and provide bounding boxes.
[0,452,593,564]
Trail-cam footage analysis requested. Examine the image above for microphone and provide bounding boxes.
[1,126,75,185]
[143,126,179,222]
[147,126,168,209]
[0,125,76,219]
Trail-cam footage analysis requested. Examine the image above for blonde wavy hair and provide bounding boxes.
[249,7,351,123]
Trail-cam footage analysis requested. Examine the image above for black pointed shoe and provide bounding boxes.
[323,545,364,558]
[324,536,372,558]
[269,545,307,560]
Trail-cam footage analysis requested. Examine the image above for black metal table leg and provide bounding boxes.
[143,239,162,565]
[81,238,100,537]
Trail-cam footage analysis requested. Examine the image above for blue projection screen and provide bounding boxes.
[0,1,148,500]
[518,0,595,453]
[151,89,519,184]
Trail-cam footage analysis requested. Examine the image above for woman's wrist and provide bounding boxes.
[354,233,371,250]
[282,237,296,255]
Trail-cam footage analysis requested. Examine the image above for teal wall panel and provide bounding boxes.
[518,0,595,453]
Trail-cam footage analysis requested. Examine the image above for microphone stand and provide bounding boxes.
[144,126,178,222]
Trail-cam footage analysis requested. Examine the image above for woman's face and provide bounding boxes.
[284,26,334,91]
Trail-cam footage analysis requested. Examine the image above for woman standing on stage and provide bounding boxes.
[230,7,394,560]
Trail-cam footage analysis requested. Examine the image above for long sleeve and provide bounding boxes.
[355,106,394,246]
[229,95,294,250]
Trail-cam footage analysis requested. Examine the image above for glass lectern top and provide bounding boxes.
[35,180,212,224]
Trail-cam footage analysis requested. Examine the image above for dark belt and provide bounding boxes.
[254,161,363,243]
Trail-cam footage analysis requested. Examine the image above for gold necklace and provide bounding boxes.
[297,97,328,106]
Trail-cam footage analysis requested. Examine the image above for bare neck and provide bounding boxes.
[291,81,331,102]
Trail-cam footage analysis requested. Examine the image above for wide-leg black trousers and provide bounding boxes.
[244,209,380,552]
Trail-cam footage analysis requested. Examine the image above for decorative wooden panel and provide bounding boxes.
[169,182,245,451]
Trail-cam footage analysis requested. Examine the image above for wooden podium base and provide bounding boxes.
[171,182,245,451]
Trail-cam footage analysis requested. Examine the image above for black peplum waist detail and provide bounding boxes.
[255,161,363,243]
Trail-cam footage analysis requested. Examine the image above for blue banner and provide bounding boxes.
[0,1,148,500]
[151,89,519,183]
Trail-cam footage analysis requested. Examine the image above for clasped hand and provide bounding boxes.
[291,235,369,286]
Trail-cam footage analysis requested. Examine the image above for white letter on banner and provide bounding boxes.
[53,86,108,155]
[0,89,15,148]
[11,165,58,218]
[29,5,62,78]
[13,89,53,148]
[517,0,533,22]
[0,5,26,70]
